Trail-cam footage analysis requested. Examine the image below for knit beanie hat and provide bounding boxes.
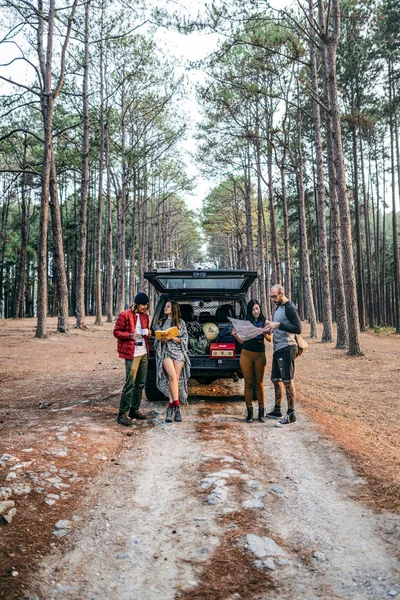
[134,292,149,305]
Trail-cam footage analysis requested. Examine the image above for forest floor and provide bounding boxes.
[0,318,399,600]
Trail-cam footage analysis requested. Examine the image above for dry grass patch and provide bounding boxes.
[296,324,400,512]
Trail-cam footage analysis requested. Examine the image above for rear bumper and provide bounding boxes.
[148,355,242,379]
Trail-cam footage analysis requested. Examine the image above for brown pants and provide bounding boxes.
[240,349,267,409]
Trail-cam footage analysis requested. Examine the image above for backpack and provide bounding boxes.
[284,303,308,358]
[217,324,235,343]
[293,333,308,358]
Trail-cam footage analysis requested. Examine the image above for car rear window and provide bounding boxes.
[156,277,246,290]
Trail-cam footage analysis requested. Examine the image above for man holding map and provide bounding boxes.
[264,284,302,426]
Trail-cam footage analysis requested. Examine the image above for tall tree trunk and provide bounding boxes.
[36,107,53,337]
[255,98,267,310]
[309,5,333,341]
[296,105,317,338]
[280,163,291,298]
[244,145,255,273]
[105,123,113,322]
[360,137,374,328]
[94,8,105,326]
[0,195,11,319]
[388,60,400,333]
[129,170,137,304]
[115,185,125,313]
[115,91,127,313]
[36,0,55,338]
[35,0,77,336]
[318,0,348,348]
[15,136,28,319]
[265,94,281,285]
[375,145,381,325]
[75,0,91,329]
[261,206,271,319]
[323,0,363,354]
[382,150,387,326]
[138,190,145,292]
[49,150,69,332]
[142,156,149,296]
[352,125,366,330]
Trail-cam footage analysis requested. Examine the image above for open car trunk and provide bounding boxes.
[143,269,257,399]
[144,269,257,297]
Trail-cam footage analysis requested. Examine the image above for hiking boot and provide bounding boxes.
[275,411,296,426]
[166,406,174,422]
[128,408,147,420]
[117,413,132,427]
[174,405,182,422]
[246,407,253,422]
[266,406,283,419]
[258,407,265,423]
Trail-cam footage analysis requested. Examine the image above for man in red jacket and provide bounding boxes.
[113,292,151,426]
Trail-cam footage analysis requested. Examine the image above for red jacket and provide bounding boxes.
[113,309,151,360]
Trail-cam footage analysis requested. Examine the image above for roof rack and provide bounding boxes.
[153,259,175,272]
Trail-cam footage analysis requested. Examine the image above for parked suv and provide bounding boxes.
[144,269,257,401]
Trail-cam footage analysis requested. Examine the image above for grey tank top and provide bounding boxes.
[272,304,297,352]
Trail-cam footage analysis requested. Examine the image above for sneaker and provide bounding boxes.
[174,405,182,422]
[117,413,132,427]
[275,411,296,426]
[129,408,147,420]
[166,406,174,422]
[266,406,283,419]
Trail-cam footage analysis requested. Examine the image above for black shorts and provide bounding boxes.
[271,345,297,383]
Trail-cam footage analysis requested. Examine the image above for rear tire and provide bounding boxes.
[145,369,166,402]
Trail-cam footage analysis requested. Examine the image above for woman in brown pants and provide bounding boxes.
[233,300,271,422]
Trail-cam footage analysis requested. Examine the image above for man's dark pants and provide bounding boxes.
[271,345,297,383]
[118,355,148,415]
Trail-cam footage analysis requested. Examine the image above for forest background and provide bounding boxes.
[0,0,399,356]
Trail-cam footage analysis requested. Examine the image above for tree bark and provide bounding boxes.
[375,144,381,325]
[36,0,55,338]
[317,0,348,349]
[265,93,281,285]
[129,169,137,304]
[35,0,77,337]
[309,5,333,341]
[49,149,69,332]
[351,125,366,330]
[105,123,113,322]
[255,97,267,311]
[94,6,105,326]
[388,60,400,332]
[324,0,363,354]
[296,105,317,338]
[359,137,374,328]
[15,136,28,319]
[115,89,127,313]
[75,0,91,329]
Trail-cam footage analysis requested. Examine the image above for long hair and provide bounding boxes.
[160,299,181,328]
[132,303,149,313]
[246,299,265,323]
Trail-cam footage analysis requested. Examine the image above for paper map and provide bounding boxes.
[228,317,264,342]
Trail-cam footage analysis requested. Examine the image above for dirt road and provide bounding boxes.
[1,319,399,599]
[29,397,399,600]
